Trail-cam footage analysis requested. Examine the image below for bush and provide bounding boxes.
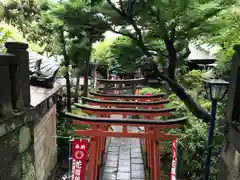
[56,106,90,162]
[139,87,163,95]
[148,72,222,180]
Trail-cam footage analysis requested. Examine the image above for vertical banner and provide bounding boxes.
[116,76,120,94]
[144,93,152,119]
[111,75,117,94]
[93,71,97,88]
[170,140,177,180]
[71,139,89,180]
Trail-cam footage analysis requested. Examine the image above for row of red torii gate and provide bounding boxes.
[64,75,187,180]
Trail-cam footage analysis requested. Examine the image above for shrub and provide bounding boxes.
[139,87,163,95]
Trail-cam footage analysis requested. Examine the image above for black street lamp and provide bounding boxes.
[203,79,229,180]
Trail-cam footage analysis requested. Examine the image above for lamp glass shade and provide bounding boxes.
[204,79,229,101]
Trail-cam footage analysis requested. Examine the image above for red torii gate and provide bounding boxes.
[64,113,187,180]
[66,77,185,180]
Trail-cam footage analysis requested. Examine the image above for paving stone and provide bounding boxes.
[118,160,131,166]
[108,147,119,152]
[102,173,117,180]
[131,138,140,144]
[107,151,119,155]
[109,143,120,147]
[104,167,118,173]
[105,161,118,168]
[131,153,142,158]
[119,154,130,160]
[117,172,131,180]
[119,150,130,155]
[120,147,131,151]
[118,166,130,173]
[121,141,131,145]
[131,170,145,179]
[131,158,143,164]
[131,144,141,148]
[103,135,145,180]
[131,164,144,171]
[107,155,118,161]
[111,138,122,143]
[131,148,141,153]
[120,145,130,149]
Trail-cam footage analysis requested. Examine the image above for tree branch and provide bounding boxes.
[128,0,136,16]
[183,7,224,33]
[150,62,212,123]
[106,0,126,17]
[147,47,169,59]
[119,0,126,15]
[170,23,176,41]
[106,0,151,57]
[109,26,138,40]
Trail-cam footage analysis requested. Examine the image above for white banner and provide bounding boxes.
[170,140,177,180]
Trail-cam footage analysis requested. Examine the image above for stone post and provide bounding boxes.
[0,53,16,116]
[5,42,30,109]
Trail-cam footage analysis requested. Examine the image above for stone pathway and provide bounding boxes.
[102,125,145,180]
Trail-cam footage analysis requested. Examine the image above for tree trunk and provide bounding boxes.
[150,63,213,123]
[60,26,71,112]
[74,69,81,103]
[164,38,177,80]
[65,73,72,112]
[82,36,93,99]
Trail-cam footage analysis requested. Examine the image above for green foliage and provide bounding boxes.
[147,69,222,179]
[92,37,116,65]
[201,7,240,80]
[139,87,163,95]
[180,70,205,92]
[56,106,90,159]
[158,92,220,180]
[98,0,235,75]
[109,36,144,74]
[94,35,145,75]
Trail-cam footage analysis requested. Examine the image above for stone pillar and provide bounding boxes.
[5,42,30,109]
[0,53,16,116]
[0,42,37,180]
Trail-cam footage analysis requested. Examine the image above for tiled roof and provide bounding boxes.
[28,51,63,106]
[29,51,60,77]
[188,44,216,61]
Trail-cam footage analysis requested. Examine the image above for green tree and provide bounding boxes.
[53,0,108,98]
[1,0,61,56]
[92,36,116,70]
[201,7,240,80]
[98,0,236,123]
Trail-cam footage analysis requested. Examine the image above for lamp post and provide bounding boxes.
[203,79,229,180]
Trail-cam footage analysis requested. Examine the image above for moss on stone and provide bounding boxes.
[11,156,22,180]
[22,150,33,174]
[21,162,36,180]
[19,126,31,153]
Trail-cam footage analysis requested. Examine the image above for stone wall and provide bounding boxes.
[0,111,36,180]
[0,42,60,180]
[219,143,240,180]
[219,45,240,180]
[0,103,58,180]
[34,105,57,180]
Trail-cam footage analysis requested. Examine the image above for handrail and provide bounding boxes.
[98,86,141,90]
[74,103,176,113]
[97,78,146,84]
[64,112,187,125]
[82,97,169,105]
[0,53,16,65]
[89,91,165,98]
